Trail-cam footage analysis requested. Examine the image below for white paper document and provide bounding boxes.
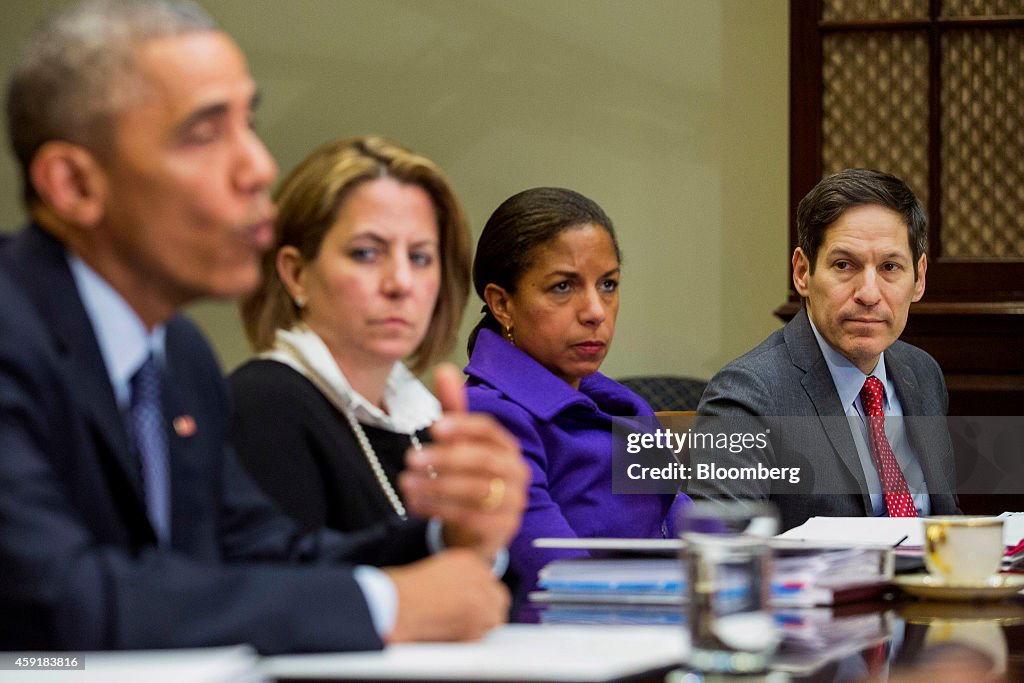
[260,624,686,681]
[776,517,924,547]
[998,512,1024,545]
[777,513,1024,548]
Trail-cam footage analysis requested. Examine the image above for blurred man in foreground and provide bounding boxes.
[0,0,527,653]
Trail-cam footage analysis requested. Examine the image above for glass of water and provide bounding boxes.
[678,500,780,674]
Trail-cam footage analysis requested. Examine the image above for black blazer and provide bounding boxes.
[0,224,430,653]
[693,307,960,531]
[230,359,430,533]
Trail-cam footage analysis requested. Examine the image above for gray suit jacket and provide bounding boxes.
[693,308,960,531]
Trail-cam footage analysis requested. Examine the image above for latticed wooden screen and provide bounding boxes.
[822,31,930,212]
[941,28,1024,257]
[945,0,1024,16]
[823,0,929,21]
[804,0,1024,261]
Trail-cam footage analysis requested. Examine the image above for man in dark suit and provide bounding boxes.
[0,0,527,653]
[692,169,959,531]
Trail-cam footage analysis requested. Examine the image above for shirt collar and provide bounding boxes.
[67,254,166,407]
[262,325,440,433]
[808,315,890,414]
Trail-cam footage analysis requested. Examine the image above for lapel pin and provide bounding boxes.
[173,415,197,438]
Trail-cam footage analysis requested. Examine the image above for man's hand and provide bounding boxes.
[383,549,510,643]
[399,363,528,560]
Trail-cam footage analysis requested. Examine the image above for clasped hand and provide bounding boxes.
[400,363,528,560]
[384,364,528,644]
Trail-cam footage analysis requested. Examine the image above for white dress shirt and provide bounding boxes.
[261,324,441,433]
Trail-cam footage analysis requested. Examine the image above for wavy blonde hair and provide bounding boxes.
[241,136,471,374]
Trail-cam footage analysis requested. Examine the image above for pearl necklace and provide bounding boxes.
[260,339,425,521]
[339,407,418,520]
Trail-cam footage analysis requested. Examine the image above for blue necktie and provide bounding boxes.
[130,354,171,545]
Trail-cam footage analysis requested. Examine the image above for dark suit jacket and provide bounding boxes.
[0,224,431,653]
[693,307,960,531]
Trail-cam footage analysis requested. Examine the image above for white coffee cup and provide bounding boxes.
[923,516,1004,584]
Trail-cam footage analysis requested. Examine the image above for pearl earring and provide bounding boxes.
[294,295,307,309]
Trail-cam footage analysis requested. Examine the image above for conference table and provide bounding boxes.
[8,592,1021,682]
[262,591,1024,682]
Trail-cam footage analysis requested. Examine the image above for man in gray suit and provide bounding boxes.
[693,169,959,531]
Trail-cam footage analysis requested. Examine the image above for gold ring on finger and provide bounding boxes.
[481,477,505,511]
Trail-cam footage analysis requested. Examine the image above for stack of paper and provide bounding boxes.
[534,558,682,605]
[999,512,1024,571]
[771,543,893,607]
[529,538,892,612]
[777,513,1024,572]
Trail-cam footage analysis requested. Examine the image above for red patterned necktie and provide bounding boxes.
[859,375,918,518]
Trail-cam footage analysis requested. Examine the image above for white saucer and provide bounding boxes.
[894,573,1024,601]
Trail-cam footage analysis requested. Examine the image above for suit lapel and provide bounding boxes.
[162,339,209,554]
[887,345,950,499]
[163,371,191,551]
[5,225,149,511]
[787,309,872,513]
[888,346,921,415]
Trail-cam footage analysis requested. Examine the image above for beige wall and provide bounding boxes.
[0,0,789,383]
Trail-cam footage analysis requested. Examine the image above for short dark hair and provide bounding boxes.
[5,0,216,207]
[468,187,619,354]
[797,168,927,279]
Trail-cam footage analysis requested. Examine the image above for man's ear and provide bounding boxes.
[29,141,107,228]
[483,283,514,330]
[792,247,811,297]
[912,253,927,302]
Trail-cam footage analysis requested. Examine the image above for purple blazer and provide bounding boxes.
[465,329,689,608]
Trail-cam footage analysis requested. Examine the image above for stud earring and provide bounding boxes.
[293,295,307,309]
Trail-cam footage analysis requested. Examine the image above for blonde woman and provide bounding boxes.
[230,136,474,532]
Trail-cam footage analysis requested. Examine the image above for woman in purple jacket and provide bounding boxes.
[464,187,690,614]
